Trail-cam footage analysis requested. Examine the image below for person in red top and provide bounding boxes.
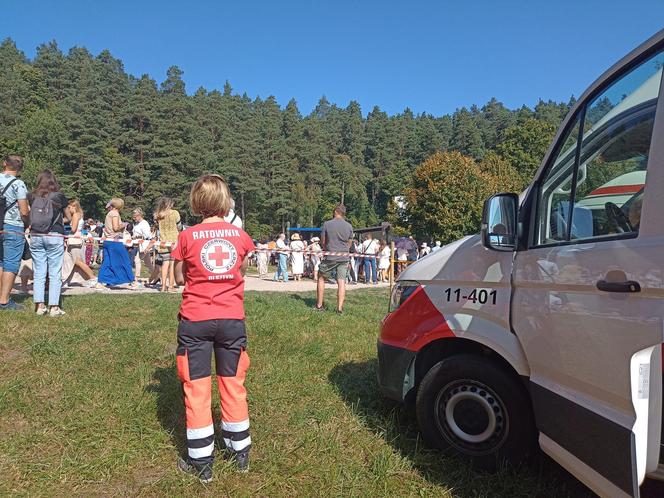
[172,174,255,482]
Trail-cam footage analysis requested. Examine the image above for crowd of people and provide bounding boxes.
[0,152,445,319]
[253,231,443,285]
[253,232,392,284]
[0,155,247,315]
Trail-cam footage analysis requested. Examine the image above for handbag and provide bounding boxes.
[21,239,31,260]
[68,235,83,248]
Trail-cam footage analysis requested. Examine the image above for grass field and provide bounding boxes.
[0,289,591,497]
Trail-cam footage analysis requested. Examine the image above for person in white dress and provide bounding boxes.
[289,233,305,281]
[131,208,154,285]
[307,236,321,280]
[256,240,269,277]
[378,239,391,282]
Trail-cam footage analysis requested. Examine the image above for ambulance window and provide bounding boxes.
[570,50,663,240]
[535,117,581,245]
[535,48,664,246]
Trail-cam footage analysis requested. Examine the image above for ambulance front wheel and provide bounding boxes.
[415,354,536,470]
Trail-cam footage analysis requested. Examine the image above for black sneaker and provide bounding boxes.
[313,305,324,312]
[0,299,25,311]
[234,450,250,473]
[177,457,213,484]
[220,448,250,472]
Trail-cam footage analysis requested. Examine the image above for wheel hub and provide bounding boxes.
[435,380,508,455]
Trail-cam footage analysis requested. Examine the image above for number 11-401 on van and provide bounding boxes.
[443,288,497,305]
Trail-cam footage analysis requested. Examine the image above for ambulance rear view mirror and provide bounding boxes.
[481,193,518,252]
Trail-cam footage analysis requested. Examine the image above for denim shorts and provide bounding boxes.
[0,224,25,274]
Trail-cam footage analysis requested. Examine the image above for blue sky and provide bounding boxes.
[3,0,663,116]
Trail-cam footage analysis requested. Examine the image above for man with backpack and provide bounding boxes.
[0,155,29,311]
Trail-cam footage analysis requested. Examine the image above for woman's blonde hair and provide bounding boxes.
[110,197,124,210]
[190,174,232,218]
[68,199,83,215]
[154,197,174,220]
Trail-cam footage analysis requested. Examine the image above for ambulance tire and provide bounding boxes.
[416,355,535,470]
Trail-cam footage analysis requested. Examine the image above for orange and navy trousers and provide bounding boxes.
[176,318,251,466]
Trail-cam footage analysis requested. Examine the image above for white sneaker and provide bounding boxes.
[49,307,66,317]
[84,278,98,288]
[36,307,48,316]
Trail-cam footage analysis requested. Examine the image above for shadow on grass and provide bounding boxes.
[289,293,318,308]
[146,363,187,456]
[12,293,31,305]
[328,359,593,498]
[146,363,226,458]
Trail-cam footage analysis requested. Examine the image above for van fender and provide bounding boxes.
[411,284,531,378]
[412,311,530,378]
[440,311,531,377]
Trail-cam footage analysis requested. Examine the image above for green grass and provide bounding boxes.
[0,290,591,497]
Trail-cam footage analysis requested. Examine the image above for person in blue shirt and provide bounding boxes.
[0,155,30,311]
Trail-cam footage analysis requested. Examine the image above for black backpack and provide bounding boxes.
[0,178,18,231]
[30,193,62,234]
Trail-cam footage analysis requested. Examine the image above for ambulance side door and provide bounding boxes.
[512,42,664,497]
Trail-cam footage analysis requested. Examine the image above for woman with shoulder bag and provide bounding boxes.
[64,200,96,287]
[97,198,134,288]
[28,170,70,317]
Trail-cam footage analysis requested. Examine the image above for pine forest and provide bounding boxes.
[0,39,576,241]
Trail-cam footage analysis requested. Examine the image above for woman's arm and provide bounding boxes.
[70,211,81,234]
[111,213,121,233]
[174,260,186,286]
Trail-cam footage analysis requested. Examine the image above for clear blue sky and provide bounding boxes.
[3,0,664,116]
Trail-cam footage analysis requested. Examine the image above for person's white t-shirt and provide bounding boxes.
[362,239,378,254]
[276,238,287,254]
[396,247,408,261]
[132,219,152,252]
[224,210,243,229]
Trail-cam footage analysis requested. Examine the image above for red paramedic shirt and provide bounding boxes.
[172,221,255,321]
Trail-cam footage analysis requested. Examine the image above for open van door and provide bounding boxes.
[511,34,664,497]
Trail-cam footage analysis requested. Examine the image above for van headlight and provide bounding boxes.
[389,281,420,312]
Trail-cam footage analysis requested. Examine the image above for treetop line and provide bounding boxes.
[0,39,573,241]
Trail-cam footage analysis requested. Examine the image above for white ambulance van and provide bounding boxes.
[377,29,664,497]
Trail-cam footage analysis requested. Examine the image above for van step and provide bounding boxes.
[647,463,664,482]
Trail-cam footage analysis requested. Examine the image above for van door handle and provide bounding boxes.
[596,280,641,293]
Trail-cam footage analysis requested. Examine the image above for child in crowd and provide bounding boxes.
[172,174,255,483]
